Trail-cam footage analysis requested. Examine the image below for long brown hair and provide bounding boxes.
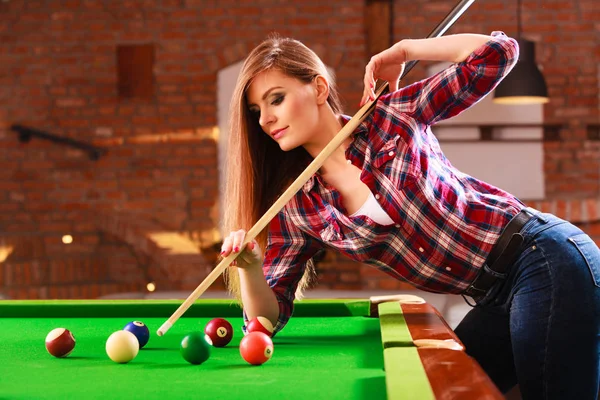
[223,34,342,301]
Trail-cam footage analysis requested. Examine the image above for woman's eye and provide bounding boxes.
[271,95,284,105]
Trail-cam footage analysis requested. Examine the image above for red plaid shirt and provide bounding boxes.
[262,32,523,333]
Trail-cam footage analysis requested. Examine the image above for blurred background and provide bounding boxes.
[0,0,598,329]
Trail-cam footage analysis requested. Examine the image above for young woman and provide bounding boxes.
[220,31,600,399]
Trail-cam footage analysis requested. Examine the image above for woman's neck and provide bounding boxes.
[303,110,350,175]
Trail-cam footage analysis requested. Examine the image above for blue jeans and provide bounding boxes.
[455,211,600,400]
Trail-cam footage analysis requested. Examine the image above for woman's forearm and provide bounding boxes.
[398,33,493,64]
[238,265,280,326]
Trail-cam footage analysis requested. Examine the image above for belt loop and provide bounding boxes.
[525,207,539,218]
[483,263,507,279]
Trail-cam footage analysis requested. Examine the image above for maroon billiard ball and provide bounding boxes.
[204,318,233,347]
[239,331,273,365]
[247,316,274,337]
[45,328,76,358]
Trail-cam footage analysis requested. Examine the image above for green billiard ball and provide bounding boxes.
[180,332,211,365]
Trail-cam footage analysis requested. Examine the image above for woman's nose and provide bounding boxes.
[259,112,275,127]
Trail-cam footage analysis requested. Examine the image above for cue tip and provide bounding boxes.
[157,321,172,336]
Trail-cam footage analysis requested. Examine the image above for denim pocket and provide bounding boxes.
[568,233,600,288]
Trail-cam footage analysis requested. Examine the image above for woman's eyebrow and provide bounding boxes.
[248,86,284,107]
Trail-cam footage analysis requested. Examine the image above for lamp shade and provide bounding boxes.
[493,38,549,104]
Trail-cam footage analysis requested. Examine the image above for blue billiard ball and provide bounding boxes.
[123,321,150,349]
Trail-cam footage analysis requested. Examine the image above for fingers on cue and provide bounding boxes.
[221,230,248,256]
[359,64,369,107]
[362,59,377,106]
[221,236,233,256]
[233,229,246,253]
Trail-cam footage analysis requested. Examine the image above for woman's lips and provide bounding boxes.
[272,127,288,139]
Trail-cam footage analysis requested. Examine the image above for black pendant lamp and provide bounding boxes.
[493,0,549,104]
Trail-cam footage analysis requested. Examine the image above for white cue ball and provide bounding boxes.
[106,330,139,363]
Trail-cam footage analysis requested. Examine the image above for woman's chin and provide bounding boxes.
[278,141,297,152]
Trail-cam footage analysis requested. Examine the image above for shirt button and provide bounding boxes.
[375,194,381,200]
[388,151,395,157]
[418,247,424,253]
[346,159,352,164]
[446,267,452,271]
[394,224,400,228]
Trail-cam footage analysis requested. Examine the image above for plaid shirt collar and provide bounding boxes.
[302,114,370,194]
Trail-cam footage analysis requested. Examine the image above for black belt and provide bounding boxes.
[463,208,535,299]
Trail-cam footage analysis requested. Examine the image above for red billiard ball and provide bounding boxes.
[247,316,274,337]
[239,331,273,365]
[204,318,233,347]
[45,328,76,358]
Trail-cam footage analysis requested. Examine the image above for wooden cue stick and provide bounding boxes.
[157,0,476,337]
[156,96,380,337]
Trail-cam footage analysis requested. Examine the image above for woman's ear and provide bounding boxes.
[314,75,329,105]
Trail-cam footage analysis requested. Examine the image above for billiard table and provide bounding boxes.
[0,295,502,399]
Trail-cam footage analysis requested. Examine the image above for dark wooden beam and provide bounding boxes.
[365,0,392,58]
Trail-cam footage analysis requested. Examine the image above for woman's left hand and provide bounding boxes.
[359,42,408,107]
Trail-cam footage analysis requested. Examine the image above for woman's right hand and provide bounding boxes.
[220,229,263,269]
[359,41,408,107]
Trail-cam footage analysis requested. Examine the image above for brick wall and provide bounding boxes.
[0,0,598,299]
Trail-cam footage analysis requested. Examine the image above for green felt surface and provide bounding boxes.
[0,300,389,400]
[383,348,434,400]
[378,302,414,348]
[378,302,434,399]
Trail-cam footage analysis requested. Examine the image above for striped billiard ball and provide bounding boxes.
[45,328,76,358]
[247,316,274,337]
